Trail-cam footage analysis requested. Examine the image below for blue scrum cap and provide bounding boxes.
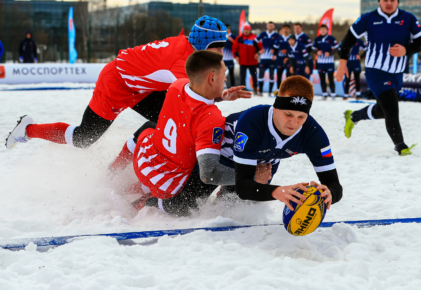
[189,16,227,50]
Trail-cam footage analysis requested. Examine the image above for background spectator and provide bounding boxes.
[18,31,37,63]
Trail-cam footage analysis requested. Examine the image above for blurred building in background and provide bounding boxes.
[0,0,249,63]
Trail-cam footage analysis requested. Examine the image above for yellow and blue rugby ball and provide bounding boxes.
[283,186,327,236]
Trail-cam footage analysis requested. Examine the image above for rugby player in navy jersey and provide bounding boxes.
[220,76,343,209]
[272,24,292,90]
[313,24,339,100]
[281,36,311,78]
[294,23,313,79]
[255,21,279,96]
[338,39,367,100]
[337,0,421,156]
[223,24,237,87]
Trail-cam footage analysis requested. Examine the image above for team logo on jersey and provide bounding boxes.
[320,145,332,158]
[417,21,421,28]
[373,21,383,25]
[291,96,307,105]
[396,20,404,25]
[212,127,223,144]
[285,149,298,156]
[384,81,391,85]
[234,132,248,152]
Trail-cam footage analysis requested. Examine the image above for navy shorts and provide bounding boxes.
[317,63,335,73]
[224,60,234,70]
[260,59,277,69]
[347,61,361,73]
[295,65,307,77]
[365,68,403,98]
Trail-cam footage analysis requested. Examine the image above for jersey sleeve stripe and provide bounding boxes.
[350,26,365,39]
[313,163,336,173]
[196,148,221,157]
[233,156,258,166]
[411,31,421,39]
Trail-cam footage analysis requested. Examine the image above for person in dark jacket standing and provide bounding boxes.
[18,31,37,63]
[232,24,260,95]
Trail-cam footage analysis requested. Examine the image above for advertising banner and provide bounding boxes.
[0,64,106,84]
[245,69,345,96]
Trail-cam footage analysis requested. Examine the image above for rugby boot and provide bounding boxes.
[344,110,355,138]
[5,115,34,149]
[395,143,418,156]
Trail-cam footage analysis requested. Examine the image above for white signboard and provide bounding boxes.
[0,64,106,84]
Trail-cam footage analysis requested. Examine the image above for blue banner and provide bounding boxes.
[68,7,78,64]
[413,53,418,75]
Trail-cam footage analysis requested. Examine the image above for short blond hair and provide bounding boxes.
[277,75,314,102]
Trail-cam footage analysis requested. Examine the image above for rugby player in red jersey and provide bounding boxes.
[6,16,250,150]
[110,51,270,216]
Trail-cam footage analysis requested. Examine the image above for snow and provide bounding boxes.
[1,87,421,289]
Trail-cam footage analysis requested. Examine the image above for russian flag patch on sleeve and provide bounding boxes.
[320,145,332,158]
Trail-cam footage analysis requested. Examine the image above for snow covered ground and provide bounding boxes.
[1,87,421,289]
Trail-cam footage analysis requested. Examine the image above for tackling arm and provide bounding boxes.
[197,154,235,186]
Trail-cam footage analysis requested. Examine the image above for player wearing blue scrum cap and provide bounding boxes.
[336,0,421,156]
[189,16,229,51]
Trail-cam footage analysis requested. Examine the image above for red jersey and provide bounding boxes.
[133,78,225,199]
[116,35,193,102]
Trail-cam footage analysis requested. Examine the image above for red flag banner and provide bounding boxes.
[178,28,185,36]
[239,10,246,35]
[318,8,334,36]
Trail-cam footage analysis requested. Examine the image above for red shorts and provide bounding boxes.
[88,60,148,121]
[133,128,192,199]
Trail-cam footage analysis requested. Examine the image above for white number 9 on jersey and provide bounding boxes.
[163,118,177,154]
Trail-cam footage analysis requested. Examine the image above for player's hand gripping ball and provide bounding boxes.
[283,186,327,236]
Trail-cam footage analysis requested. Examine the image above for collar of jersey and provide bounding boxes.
[266,31,276,37]
[321,34,329,42]
[282,34,291,41]
[185,84,214,105]
[295,32,304,38]
[290,42,298,51]
[268,107,303,149]
[377,7,399,23]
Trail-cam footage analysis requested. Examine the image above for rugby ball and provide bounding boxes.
[283,186,327,236]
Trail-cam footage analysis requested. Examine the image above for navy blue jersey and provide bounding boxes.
[352,8,421,74]
[312,35,339,64]
[273,34,291,58]
[221,105,335,174]
[287,42,309,66]
[223,33,237,61]
[255,31,279,59]
[296,32,312,49]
